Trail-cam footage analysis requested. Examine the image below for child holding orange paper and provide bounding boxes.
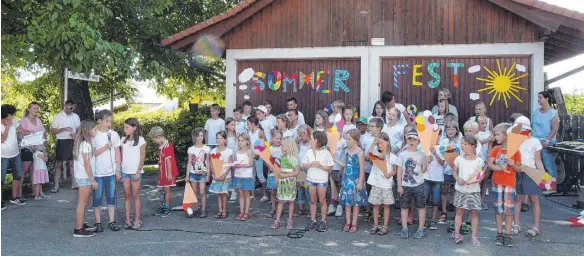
[452,135,484,245]
[488,123,522,247]
[209,131,233,219]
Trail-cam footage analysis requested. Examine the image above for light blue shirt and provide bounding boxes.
[531,108,557,143]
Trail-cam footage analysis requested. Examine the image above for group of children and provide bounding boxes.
[70,90,546,247]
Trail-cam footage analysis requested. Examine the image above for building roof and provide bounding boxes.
[163,0,584,65]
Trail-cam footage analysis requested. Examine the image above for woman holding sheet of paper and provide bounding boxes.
[17,102,47,201]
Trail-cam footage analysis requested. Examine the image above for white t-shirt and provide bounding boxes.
[121,136,146,174]
[298,142,311,168]
[51,111,80,140]
[259,119,273,141]
[434,114,445,137]
[332,139,346,171]
[381,123,404,153]
[188,145,211,173]
[454,155,484,193]
[297,111,305,125]
[234,151,253,178]
[1,122,19,158]
[204,118,225,146]
[75,141,95,179]
[425,153,444,182]
[395,103,407,127]
[92,129,121,177]
[519,137,542,169]
[360,133,375,173]
[33,151,48,170]
[212,147,234,178]
[302,148,334,183]
[367,153,397,189]
[227,135,237,157]
[342,124,357,137]
[476,131,492,161]
[235,120,247,135]
[267,114,277,129]
[396,150,426,187]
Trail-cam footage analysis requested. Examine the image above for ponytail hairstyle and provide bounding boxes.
[23,102,40,118]
[73,120,97,160]
[123,118,142,146]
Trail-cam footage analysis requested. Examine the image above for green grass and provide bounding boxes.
[143,165,159,174]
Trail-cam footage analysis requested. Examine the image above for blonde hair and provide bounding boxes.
[276,114,291,129]
[463,120,479,131]
[314,110,329,129]
[494,123,512,135]
[238,133,251,150]
[346,128,361,143]
[282,137,298,161]
[332,100,345,111]
[73,120,96,160]
[148,126,165,138]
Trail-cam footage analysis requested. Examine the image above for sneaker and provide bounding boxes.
[461,223,472,234]
[18,197,28,203]
[260,196,269,203]
[400,228,409,239]
[453,233,463,244]
[152,206,164,216]
[305,220,318,231]
[413,228,426,239]
[504,235,514,247]
[335,205,343,217]
[83,223,97,232]
[229,192,238,203]
[250,195,256,201]
[160,208,171,218]
[327,204,336,216]
[94,223,104,233]
[199,209,207,218]
[73,228,95,237]
[40,194,51,200]
[1,201,5,210]
[495,233,504,246]
[9,198,26,205]
[542,190,556,195]
[428,220,438,230]
[317,220,328,232]
[482,202,489,210]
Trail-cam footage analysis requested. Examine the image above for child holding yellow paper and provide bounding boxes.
[271,130,299,230]
[209,131,233,219]
[452,135,484,245]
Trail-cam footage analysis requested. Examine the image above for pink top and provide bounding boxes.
[20,117,45,134]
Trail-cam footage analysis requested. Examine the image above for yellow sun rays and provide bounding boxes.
[476,60,528,108]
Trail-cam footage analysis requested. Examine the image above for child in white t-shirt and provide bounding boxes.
[426,130,444,230]
[72,120,98,237]
[204,104,225,148]
[187,127,211,218]
[32,145,50,200]
[367,132,397,235]
[302,131,334,232]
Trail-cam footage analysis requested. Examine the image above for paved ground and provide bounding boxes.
[2,173,583,256]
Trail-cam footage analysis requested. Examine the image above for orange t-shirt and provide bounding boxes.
[489,146,521,187]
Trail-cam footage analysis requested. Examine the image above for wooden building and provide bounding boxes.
[163,0,584,125]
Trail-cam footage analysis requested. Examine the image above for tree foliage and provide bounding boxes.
[2,0,235,113]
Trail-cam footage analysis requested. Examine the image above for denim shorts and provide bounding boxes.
[516,172,541,195]
[76,178,92,187]
[189,173,207,182]
[308,181,329,188]
[297,185,311,205]
[331,170,342,182]
[1,155,23,182]
[267,174,277,190]
[232,177,255,191]
[93,175,116,207]
[424,180,442,206]
[121,173,141,182]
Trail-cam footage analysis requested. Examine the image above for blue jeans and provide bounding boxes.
[541,147,558,179]
[253,159,266,184]
[297,184,311,205]
[2,154,23,183]
[93,175,116,207]
[424,180,442,206]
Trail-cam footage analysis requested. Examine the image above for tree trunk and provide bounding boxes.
[67,79,94,121]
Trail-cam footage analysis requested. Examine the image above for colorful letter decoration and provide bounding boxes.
[412,64,423,86]
[253,72,265,92]
[393,64,409,88]
[267,70,282,91]
[282,72,298,93]
[427,62,441,88]
[334,69,350,92]
[447,63,464,88]
[315,70,330,94]
[299,71,315,90]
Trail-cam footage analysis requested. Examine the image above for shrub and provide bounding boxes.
[112,105,224,175]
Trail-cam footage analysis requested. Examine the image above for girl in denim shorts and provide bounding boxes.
[186,128,211,218]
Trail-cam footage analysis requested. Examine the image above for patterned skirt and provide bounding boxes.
[276,176,297,201]
[368,186,395,205]
[453,191,482,210]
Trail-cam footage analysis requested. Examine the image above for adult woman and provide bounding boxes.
[381,91,409,127]
[531,91,560,194]
[17,102,47,200]
[431,88,458,117]
[368,101,386,124]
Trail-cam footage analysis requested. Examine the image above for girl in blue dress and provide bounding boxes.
[338,129,368,232]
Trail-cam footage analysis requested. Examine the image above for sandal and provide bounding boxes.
[215,212,222,219]
[525,227,539,237]
[343,224,351,232]
[511,224,520,236]
[50,189,59,193]
[521,203,531,212]
[131,221,142,230]
[109,221,121,232]
[221,212,228,219]
[270,220,281,229]
[241,213,251,221]
[235,213,244,221]
[472,237,481,246]
[286,219,294,230]
[369,225,380,234]
[124,221,133,230]
[265,210,276,218]
[377,226,389,236]
[349,224,358,233]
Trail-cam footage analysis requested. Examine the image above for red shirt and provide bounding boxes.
[159,141,179,177]
[489,146,521,187]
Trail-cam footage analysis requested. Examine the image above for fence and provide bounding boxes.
[559,114,584,141]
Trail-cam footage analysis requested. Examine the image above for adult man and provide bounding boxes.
[263,100,277,128]
[256,105,273,141]
[51,100,81,192]
[2,104,25,208]
[285,97,305,125]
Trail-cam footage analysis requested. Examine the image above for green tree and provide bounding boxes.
[2,0,234,118]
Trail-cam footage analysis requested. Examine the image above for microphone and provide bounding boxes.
[107,132,112,142]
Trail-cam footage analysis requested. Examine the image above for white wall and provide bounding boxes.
[226,42,544,118]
